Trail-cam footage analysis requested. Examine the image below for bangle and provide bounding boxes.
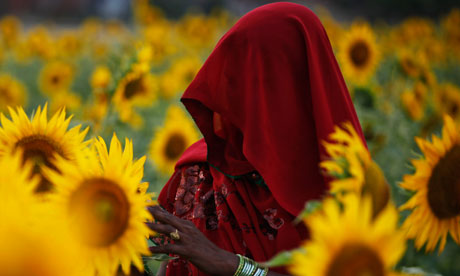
[234,254,245,276]
[242,259,256,275]
[253,267,268,276]
[247,258,258,276]
[234,254,268,276]
[241,259,251,275]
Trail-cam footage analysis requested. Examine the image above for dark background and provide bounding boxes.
[0,0,459,23]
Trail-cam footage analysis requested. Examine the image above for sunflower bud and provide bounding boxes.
[362,160,390,218]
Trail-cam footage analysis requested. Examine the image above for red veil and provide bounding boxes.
[159,2,364,275]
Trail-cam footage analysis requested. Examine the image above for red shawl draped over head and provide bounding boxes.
[158,2,364,275]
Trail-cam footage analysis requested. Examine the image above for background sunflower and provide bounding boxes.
[338,22,380,85]
[149,105,199,175]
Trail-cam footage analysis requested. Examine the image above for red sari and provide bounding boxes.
[158,2,365,275]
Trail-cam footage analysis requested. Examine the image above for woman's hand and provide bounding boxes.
[147,206,239,276]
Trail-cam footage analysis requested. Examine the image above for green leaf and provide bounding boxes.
[143,254,178,262]
[400,267,442,276]
[293,200,322,224]
[262,251,293,267]
[262,248,306,267]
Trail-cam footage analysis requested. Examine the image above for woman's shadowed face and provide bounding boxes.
[213,112,227,139]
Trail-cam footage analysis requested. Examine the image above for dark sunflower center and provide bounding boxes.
[444,100,460,118]
[350,41,370,67]
[51,75,61,85]
[404,58,415,68]
[402,58,418,76]
[123,77,145,100]
[164,133,186,161]
[69,178,130,247]
[326,244,385,276]
[15,135,65,193]
[427,144,460,219]
[0,88,13,102]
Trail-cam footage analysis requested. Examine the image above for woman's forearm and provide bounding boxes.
[148,206,290,276]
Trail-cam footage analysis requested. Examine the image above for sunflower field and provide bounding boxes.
[0,0,460,275]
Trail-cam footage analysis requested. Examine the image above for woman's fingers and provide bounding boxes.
[148,206,188,231]
[149,243,184,256]
[146,222,176,235]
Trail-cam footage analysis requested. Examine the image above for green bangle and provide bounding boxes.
[235,254,262,276]
[233,254,269,276]
[234,254,245,276]
[246,258,258,276]
[260,267,269,276]
[241,259,254,275]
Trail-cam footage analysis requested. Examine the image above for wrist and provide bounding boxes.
[216,250,239,276]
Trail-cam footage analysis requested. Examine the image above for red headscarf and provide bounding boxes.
[180,2,364,216]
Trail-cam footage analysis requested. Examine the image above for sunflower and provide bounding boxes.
[25,26,55,59]
[46,134,153,276]
[401,91,423,121]
[420,68,437,88]
[289,194,406,276]
[434,83,460,123]
[177,14,217,49]
[84,92,109,132]
[442,9,460,58]
[421,36,446,64]
[400,82,428,121]
[49,90,82,114]
[80,17,102,39]
[397,49,427,79]
[149,105,200,175]
[0,150,81,276]
[91,41,109,60]
[0,221,79,276]
[160,56,202,99]
[160,71,181,99]
[400,115,460,252]
[136,44,154,69]
[0,105,89,192]
[0,73,27,112]
[0,150,41,219]
[142,23,175,63]
[338,22,380,85]
[106,20,128,39]
[133,0,165,26]
[321,122,390,217]
[55,31,83,58]
[393,18,435,47]
[113,70,158,126]
[0,15,21,48]
[39,60,75,96]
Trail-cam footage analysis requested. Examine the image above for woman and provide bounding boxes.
[148,2,365,276]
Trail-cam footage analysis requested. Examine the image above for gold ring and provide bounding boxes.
[170,229,180,241]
